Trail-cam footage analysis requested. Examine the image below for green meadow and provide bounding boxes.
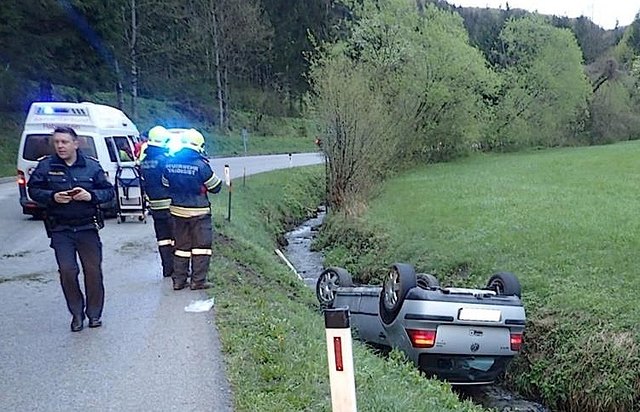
[322,142,640,411]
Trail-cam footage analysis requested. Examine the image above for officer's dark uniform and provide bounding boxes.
[139,144,174,277]
[162,148,221,289]
[27,151,114,321]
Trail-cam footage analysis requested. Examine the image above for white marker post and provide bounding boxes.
[224,164,231,221]
[324,308,357,412]
[288,153,292,168]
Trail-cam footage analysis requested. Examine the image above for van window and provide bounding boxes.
[105,136,134,162]
[23,134,97,160]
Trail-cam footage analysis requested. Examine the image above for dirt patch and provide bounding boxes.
[1,251,31,259]
[118,240,155,254]
[0,272,52,284]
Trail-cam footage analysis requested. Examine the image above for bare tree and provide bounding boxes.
[189,0,272,131]
[309,55,398,213]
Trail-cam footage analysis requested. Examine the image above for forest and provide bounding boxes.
[1,0,640,200]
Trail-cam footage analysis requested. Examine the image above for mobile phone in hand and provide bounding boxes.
[67,188,82,196]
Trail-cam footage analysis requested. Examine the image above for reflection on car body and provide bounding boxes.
[316,263,526,385]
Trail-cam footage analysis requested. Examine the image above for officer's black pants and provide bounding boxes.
[172,214,212,286]
[50,229,104,319]
[150,209,174,277]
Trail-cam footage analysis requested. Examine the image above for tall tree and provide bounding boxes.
[189,0,272,130]
[309,0,499,209]
[490,16,591,148]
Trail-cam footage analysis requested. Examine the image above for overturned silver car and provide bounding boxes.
[316,263,526,385]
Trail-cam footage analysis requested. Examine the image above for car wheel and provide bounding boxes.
[486,272,521,298]
[379,263,417,324]
[417,273,440,289]
[316,267,353,307]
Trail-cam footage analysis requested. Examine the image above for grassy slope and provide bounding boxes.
[0,94,316,177]
[325,143,640,411]
[0,112,23,176]
[207,167,483,412]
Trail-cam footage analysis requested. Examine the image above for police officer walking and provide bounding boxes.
[162,129,222,290]
[28,126,114,332]
[139,125,174,278]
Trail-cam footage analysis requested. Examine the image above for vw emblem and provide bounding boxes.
[470,343,480,352]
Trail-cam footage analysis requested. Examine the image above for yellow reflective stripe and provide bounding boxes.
[149,198,171,210]
[191,248,212,256]
[204,174,222,190]
[157,239,174,246]
[170,205,210,218]
[175,250,191,258]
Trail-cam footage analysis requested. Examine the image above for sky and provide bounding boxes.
[448,0,639,30]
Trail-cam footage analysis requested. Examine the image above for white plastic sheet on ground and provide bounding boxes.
[184,297,215,312]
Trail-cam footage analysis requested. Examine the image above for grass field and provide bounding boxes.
[207,166,483,412]
[321,142,640,411]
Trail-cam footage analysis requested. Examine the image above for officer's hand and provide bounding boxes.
[70,187,92,202]
[53,191,72,204]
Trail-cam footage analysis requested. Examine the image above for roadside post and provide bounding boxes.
[324,308,357,412]
[242,127,248,155]
[242,128,248,187]
[224,164,231,221]
[288,153,292,168]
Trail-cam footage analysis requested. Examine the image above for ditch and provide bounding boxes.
[282,207,549,412]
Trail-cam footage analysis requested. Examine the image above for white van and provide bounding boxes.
[17,101,140,216]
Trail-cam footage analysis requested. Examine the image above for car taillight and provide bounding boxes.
[17,170,26,186]
[406,329,436,348]
[510,333,523,351]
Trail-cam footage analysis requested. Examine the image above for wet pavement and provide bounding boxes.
[282,208,549,412]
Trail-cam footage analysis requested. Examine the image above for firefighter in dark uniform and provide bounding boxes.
[162,129,222,290]
[139,125,174,278]
[27,126,114,332]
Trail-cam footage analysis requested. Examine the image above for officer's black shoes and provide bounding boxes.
[190,282,214,290]
[88,318,102,328]
[162,272,173,278]
[173,281,188,291]
[70,316,84,332]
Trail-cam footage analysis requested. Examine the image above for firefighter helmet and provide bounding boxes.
[148,125,169,147]
[182,128,205,153]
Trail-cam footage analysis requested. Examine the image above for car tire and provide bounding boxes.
[417,273,440,289]
[486,272,521,298]
[379,263,417,325]
[316,267,353,307]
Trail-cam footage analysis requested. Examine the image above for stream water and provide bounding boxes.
[282,208,549,412]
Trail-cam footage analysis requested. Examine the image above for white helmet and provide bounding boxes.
[181,128,205,153]
[148,125,169,147]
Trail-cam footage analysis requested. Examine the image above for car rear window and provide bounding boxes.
[23,134,98,160]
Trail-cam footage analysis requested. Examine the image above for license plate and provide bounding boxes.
[458,308,501,322]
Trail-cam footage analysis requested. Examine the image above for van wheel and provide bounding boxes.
[487,272,521,298]
[379,263,417,324]
[316,267,353,307]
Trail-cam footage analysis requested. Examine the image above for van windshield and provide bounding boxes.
[23,134,98,161]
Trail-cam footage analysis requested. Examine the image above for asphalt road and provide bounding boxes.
[0,152,323,412]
